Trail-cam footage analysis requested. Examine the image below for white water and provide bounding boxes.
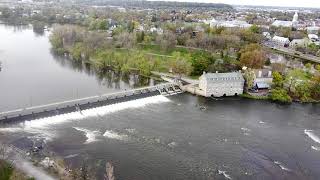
[274,161,291,172]
[73,127,101,144]
[168,141,178,148]
[64,154,79,159]
[241,127,251,136]
[218,170,232,179]
[103,130,128,141]
[304,129,320,144]
[0,95,170,141]
[311,146,320,151]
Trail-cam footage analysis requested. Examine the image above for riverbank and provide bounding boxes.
[0,159,34,180]
[0,144,58,180]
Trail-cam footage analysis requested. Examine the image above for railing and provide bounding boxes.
[0,83,178,121]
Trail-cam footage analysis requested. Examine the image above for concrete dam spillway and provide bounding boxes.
[0,83,182,123]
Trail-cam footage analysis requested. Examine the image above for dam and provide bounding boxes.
[0,83,182,123]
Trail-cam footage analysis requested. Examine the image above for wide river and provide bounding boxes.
[0,24,320,180]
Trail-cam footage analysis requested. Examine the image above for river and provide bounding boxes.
[0,24,320,180]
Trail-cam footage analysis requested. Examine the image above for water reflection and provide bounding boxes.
[50,50,159,89]
[0,24,160,111]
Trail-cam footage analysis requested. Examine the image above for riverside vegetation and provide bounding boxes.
[2,0,316,104]
[49,23,320,103]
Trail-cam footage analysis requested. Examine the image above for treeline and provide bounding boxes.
[270,69,320,103]
[78,0,233,10]
[49,25,194,76]
[51,23,263,77]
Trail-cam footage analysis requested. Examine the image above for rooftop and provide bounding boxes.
[201,72,244,81]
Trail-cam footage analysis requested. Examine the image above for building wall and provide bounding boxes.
[199,78,244,97]
[255,78,273,85]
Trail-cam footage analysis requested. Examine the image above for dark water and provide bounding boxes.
[0,25,320,180]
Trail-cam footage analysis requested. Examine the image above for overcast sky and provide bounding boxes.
[148,0,320,8]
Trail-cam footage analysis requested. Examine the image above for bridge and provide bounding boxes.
[0,83,182,123]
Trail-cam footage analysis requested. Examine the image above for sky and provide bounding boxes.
[148,0,320,8]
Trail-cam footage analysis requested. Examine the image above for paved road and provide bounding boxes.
[263,42,320,64]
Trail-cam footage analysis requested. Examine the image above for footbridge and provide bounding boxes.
[0,83,183,123]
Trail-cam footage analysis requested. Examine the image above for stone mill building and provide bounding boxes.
[199,72,245,97]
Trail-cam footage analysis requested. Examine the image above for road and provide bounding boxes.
[263,41,320,64]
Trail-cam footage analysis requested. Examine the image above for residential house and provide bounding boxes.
[272,36,290,47]
[290,38,310,48]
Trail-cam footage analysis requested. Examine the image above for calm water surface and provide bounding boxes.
[0,25,320,180]
[0,24,155,111]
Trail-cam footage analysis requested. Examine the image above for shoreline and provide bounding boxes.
[239,92,320,104]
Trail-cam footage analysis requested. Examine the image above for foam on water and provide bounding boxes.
[274,161,291,172]
[311,146,320,151]
[218,170,232,179]
[241,127,251,132]
[0,96,170,142]
[103,130,128,141]
[168,141,178,148]
[73,127,101,144]
[64,154,79,159]
[0,127,23,133]
[304,129,320,144]
[19,95,170,129]
[125,128,136,134]
[241,127,251,136]
[0,126,55,141]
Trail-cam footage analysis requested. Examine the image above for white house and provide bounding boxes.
[199,72,244,97]
[149,27,163,34]
[210,19,252,29]
[290,38,310,48]
[308,34,319,41]
[272,36,290,46]
[271,12,299,28]
[272,20,293,28]
[263,32,271,40]
[307,26,320,34]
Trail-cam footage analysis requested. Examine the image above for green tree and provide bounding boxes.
[249,24,260,34]
[190,52,212,76]
[272,71,284,88]
[70,43,87,61]
[136,31,145,43]
[243,69,255,90]
[269,88,292,103]
[295,82,312,102]
[170,52,193,77]
[305,63,312,69]
[311,75,320,100]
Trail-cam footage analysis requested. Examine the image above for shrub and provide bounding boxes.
[269,88,292,103]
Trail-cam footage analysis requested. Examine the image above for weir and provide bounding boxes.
[0,83,182,123]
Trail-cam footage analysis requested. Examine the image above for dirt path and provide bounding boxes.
[3,145,57,180]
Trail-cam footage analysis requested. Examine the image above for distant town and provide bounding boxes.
[0,0,319,104]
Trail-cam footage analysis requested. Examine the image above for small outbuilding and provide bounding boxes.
[255,82,270,90]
